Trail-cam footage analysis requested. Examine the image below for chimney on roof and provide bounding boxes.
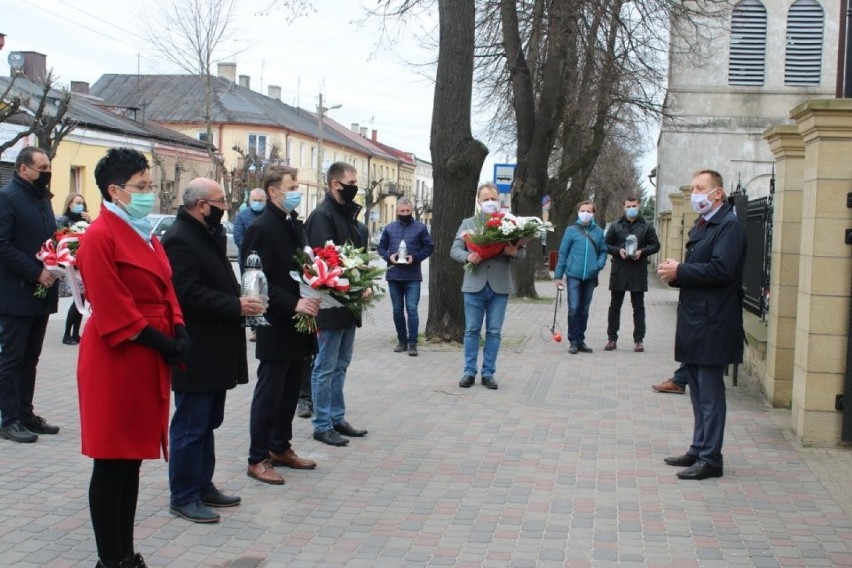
[18,51,46,82]
[359,127,367,137]
[371,129,378,142]
[217,62,236,82]
[70,81,89,95]
[350,123,359,132]
[268,85,281,100]
[238,75,250,89]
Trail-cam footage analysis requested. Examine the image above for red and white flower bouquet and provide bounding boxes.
[290,242,385,333]
[461,212,552,271]
[34,221,89,311]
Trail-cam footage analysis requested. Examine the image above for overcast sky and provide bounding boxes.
[2,0,655,190]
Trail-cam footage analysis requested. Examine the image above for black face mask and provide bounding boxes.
[31,170,51,190]
[397,214,413,224]
[338,183,358,202]
[204,204,225,228]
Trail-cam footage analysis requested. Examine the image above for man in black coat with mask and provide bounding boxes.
[657,169,746,481]
[162,177,263,522]
[243,165,321,484]
[0,146,61,443]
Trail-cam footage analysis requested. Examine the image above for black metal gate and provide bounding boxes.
[741,174,774,320]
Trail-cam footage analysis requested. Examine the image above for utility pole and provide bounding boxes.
[315,92,341,207]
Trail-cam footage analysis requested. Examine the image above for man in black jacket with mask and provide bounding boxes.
[0,146,61,443]
[305,162,370,446]
[162,178,263,522]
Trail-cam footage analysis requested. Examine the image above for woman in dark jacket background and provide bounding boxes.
[57,193,91,345]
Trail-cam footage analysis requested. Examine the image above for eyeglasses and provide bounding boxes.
[116,183,158,194]
[206,198,226,205]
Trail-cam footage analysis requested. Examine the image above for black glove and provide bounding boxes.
[134,326,181,365]
[172,324,191,365]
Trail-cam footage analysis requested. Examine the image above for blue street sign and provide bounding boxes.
[494,163,516,194]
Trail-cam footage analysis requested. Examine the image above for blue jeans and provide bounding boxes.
[311,326,356,433]
[169,390,226,506]
[388,280,421,344]
[463,284,509,377]
[567,277,596,345]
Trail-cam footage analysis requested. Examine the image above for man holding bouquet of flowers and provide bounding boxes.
[242,165,321,482]
[305,162,370,446]
[450,182,526,390]
[0,146,60,443]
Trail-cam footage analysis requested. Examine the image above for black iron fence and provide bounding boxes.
[742,194,773,319]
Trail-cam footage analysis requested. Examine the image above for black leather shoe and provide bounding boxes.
[664,453,698,467]
[459,375,475,388]
[313,429,349,446]
[577,343,593,353]
[62,336,79,345]
[481,376,498,390]
[23,415,59,435]
[201,487,241,508]
[0,420,37,443]
[333,420,368,437]
[408,343,418,356]
[676,460,723,480]
[568,344,579,355]
[296,399,313,418]
[393,341,407,353]
[169,501,220,523]
[131,553,148,567]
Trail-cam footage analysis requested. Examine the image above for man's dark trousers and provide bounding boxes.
[685,363,726,468]
[169,390,226,506]
[249,359,303,464]
[0,314,49,426]
[606,290,645,342]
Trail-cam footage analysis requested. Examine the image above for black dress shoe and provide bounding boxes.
[481,376,498,390]
[0,420,38,443]
[169,501,220,523]
[296,399,313,418]
[62,336,79,345]
[23,415,59,435]
[676,460,723,480]
[459,375,475,388]
[201,487,241,508]
[577,342,593,353]
[664,453,698,467]
[568,344,579,355]
[313,429,349,446]
[333,420,368,437]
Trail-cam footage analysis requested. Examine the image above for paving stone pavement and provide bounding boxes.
[1,259,851,567]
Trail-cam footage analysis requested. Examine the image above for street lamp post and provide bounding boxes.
[316,93,342,205]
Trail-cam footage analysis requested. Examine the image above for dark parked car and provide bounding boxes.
[149,214,238,260]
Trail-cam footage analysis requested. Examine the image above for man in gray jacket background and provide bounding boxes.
[450,183,525,391]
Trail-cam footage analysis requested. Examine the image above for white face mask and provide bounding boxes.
[691,190,716,215]
[578,211,594,224]
[480,200,500,215]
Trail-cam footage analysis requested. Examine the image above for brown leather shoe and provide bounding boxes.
[269,448,317,470]
[652,378,685,394]
[604,340,617,351]
[634,342,644,352]
[247,460,285,485]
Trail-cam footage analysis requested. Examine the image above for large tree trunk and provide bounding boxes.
[425,0,489,343]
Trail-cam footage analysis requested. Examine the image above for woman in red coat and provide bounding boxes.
[76,148,188,568]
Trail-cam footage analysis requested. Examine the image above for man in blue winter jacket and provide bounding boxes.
[377,197,434,356]
[232,188,267,270]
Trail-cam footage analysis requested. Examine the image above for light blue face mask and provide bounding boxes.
[283,191,302,212]
[70,204,85,215]
[120,190,156,219]
[250,201,265,213]
[625,207,639,219]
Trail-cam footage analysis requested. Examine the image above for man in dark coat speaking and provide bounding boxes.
[162,178,264,522]
[657,169,746,480]
[604,195,660,353]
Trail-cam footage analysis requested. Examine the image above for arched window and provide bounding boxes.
[728,0,767,86]
[785,0,824,85]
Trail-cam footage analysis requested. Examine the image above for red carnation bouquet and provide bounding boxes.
[34,221,89,311]
[290,242,385,333]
